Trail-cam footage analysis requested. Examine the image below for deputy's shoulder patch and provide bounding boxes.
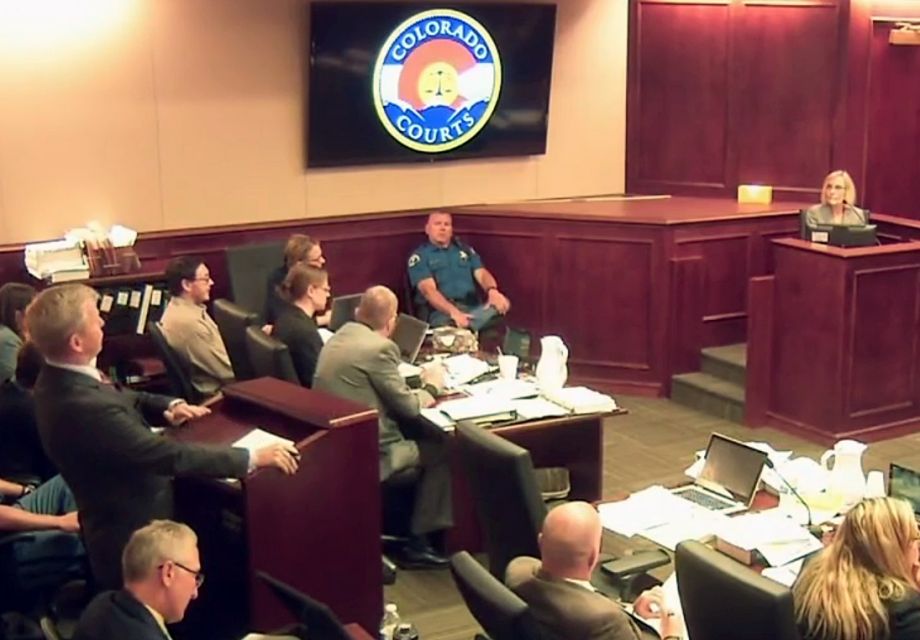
[408,254,421,267]
[468,244,478,255]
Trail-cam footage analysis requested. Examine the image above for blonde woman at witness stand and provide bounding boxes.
[793,497,920,640]
[804,170,869,227]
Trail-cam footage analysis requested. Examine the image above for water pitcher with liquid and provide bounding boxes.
[820,439,867,511]
[535,336,568,390]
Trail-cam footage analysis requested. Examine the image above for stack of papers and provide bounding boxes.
[598,485,730,550]
[232,428,295,452]
[462,378,539,399]
[542,386,617,414]
[437,395,516,423]
[442,354,492,387]
[713,509,822,567]
[24,238,89,282]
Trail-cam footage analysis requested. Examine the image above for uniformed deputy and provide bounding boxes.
[407,212,511,328]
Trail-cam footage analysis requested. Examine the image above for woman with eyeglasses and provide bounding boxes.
[794,497,920,640]
[804,170,869,228]
[264,233,328,327]
[272,265,331,388]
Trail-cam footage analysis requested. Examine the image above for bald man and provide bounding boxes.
[506,502,684,640]
[313,286,453,567]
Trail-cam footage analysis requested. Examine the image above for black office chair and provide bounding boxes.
[212,298,259,381]
[256,572,351,640]
[455,422,545,580]
[225,241,284,322]
[449,551,542,640]
[244,325,299,384]
[455,422,668,598]
[675,540,801,640]
[147,321,202,403]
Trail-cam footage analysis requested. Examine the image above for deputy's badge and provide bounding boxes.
[458,250,469,262]
[408,254,421,268]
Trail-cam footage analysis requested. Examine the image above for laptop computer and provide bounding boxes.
[328,294,362,332]
[391,313,428,364]
[888,463,920,517]
[671,433,769,515]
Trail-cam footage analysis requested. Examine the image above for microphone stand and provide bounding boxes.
[765,458,822,537]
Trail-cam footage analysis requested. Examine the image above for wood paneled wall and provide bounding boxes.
[628,0,920,218]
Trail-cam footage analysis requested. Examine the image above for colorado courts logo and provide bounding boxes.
[372,9,502,153]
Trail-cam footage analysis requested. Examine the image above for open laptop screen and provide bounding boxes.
[697,433,768,504]
[329,294,362,332]
[889,463,920,516]
[390,313,428,363]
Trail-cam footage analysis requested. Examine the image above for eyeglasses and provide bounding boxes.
[160,560,205,588]
[191,276,213,283]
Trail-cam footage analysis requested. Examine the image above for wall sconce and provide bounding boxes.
[890,22,920,46]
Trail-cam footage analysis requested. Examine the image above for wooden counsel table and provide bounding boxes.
[747,238,920,442]
[169,378,382,639]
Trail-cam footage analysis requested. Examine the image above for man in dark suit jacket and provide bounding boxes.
[75,519,203,640]
[25,284,300,588]
[505,502,684,640]
[313,285,452,567]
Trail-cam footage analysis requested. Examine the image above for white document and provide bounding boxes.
[597,486,688,537]
[318,328,334,344]
[442,354,492,387]
[762,559,805,588]
[232,428,295,453]
[641,509,730,551]
[463,378,540,399]
[437,395,516,421]
[510,397,570,421]
[542,386,617,414]
[398,361,423,378]
[714,509,822,567]
[624,572,688,639]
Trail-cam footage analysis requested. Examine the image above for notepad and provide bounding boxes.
[233,428,295,453]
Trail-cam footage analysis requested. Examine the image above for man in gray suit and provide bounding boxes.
[506,502,685,640]
[313,285,452,567]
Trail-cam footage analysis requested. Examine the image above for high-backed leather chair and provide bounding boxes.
[244,325,299,384]
[212,298,259,381]
[455,421,546,580]
[675,540,801,640]
[224,241,284,322]
[450,551,542,640]
[148,321,201,403]
[455,422,669,598]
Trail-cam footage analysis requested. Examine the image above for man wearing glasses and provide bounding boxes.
[160,256,235,398]
[74,520,205,639]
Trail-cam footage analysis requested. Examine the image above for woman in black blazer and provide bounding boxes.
[794,497,920,640]
[272,265,331,388]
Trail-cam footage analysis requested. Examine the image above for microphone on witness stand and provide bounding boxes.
[764,458,823,538]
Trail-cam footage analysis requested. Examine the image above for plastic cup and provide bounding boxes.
[866,470,885,498]
[497,355,519,380]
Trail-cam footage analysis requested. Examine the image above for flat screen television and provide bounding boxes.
[307,2,557,168]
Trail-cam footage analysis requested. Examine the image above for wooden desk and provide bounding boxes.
[747,238,920,442]
[170,378,382,639]
[447,411,613,551]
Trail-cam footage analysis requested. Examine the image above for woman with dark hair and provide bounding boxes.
[272,265,331,387]
[0,282,37,382]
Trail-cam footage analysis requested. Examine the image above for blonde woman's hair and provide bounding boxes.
[821,170,858,206]
[122,520,197,583]
[23,284,98,359]
[794,497,920,640]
